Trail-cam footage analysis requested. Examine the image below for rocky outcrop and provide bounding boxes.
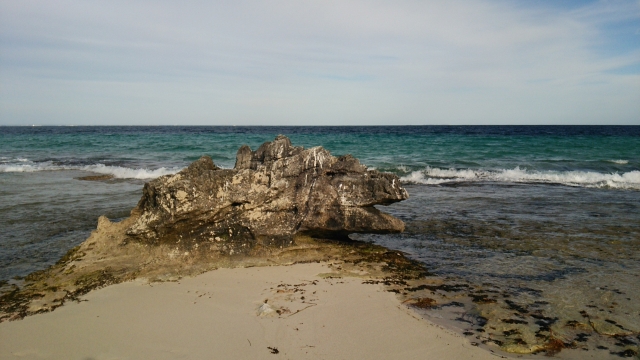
[126,135,408,253]
[0,136,413,322]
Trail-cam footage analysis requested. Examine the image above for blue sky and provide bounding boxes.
[0,0,638,125]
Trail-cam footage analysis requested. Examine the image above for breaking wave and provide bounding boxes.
[0,159,181,179]
[82,164,182,179]
[401,166,640,190]
[608,159,629,164]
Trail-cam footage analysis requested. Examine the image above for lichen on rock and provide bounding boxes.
[126,135,408,253]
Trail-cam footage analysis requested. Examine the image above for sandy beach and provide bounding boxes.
[0,262,499,360]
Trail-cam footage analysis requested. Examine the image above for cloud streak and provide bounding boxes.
[1,0,638,125]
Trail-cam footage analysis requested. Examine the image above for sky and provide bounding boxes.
[0,0,639,126]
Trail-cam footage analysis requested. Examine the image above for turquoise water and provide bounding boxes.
[1,125,639,280]
[2,126,639,188]
[1,126,639,356]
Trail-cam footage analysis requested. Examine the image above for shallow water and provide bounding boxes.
[355,183,640,356]
[0,170,141,280]
[1,126,639,356]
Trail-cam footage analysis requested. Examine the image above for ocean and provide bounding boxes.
[1,125,639,355]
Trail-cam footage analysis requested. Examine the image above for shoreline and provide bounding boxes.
[0,262,502,360]
[0,212,633,359]
[2,129,637,359]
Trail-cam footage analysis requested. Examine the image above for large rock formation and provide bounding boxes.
[0,136,415,322]
[126,135,408,253]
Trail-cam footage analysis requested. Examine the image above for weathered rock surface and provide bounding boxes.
[126,135,408,253]
[0,136,415,323]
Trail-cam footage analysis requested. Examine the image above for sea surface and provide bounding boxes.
[1,126,639,355]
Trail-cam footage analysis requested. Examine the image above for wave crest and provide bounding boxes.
[0,160,181,179]
[400,166,640,190]
[608,160,629,164]
[83,164,181,179]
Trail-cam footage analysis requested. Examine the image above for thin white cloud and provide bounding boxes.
[0,0,638,125]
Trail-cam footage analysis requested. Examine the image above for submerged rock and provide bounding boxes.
[126,135,408,253]
[75,174,114,181]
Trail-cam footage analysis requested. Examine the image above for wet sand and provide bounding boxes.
[0,262,499,360]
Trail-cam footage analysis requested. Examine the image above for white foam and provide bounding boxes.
[401,167,640,190]
[81,164,181,179]
[609,160,629,164]
[0,161,52,173]
[0,160,181,179]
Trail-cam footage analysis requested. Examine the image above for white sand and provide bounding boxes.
[0,263,502,359]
